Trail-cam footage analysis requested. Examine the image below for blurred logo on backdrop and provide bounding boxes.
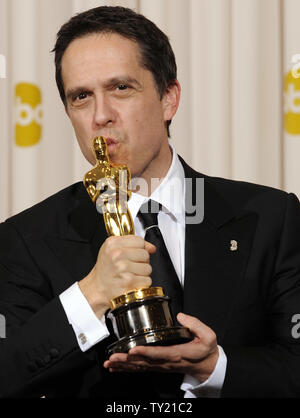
[15,82,43,146]
[284,55,300,135]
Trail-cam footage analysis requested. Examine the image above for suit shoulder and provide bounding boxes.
[205,175,290,207]
[180,157,291,207]
[3,182,83,234]
[204,177,299,218]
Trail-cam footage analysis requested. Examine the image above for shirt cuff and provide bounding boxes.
[59,282,110,352]
[180,345,227,398]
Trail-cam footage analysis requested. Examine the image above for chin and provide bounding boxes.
[110,151,129,167]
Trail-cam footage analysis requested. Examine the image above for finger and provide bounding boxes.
[107,359,163,373]
[127,275,152,289]
[104,352,128,367]
[129,261,152,276]
[128,353,166,365]
[111,353,130,362]
[113,260,152,282]
[127,354,148,362]
[129,345,181,362]
[112,248,150,264]
[106,235,147,250]
[106,352,160,368]
[176,313,219,362]
[105,356,149,373]
[177,313,215,340]
[124,248,150,263]
[144,240,156,254]
[106,355,180,374]
[108,363,144,373]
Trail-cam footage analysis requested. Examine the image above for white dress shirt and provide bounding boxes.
[59,144,227,398]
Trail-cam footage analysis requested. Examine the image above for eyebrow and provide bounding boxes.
[104,76,142,89]
[65,76,143,101]
[66,87,89,101]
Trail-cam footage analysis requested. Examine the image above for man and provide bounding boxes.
[0,6,300,398]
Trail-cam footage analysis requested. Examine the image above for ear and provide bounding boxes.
[162,80,181,123]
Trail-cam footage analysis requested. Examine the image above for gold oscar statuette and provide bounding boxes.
[84,137,192,356]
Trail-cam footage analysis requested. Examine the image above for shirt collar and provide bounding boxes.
[128,143,185,224]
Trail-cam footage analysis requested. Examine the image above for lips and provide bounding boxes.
[104,137,119,155]
[105,137,118,146]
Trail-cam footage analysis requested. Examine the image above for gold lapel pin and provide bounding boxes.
[230,240,238,251]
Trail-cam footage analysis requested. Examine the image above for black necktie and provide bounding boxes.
[138,200,183,323]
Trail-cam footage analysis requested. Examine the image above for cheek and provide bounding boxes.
[76,137,94,164]
[70,113,89,135]
[68,113,95,163]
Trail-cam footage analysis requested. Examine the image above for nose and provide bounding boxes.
[93,93,116,129]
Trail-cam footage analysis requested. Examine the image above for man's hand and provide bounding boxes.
[79,235,156,319]
[103,313,219,383]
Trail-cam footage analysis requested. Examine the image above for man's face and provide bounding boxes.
[61,32,180,180]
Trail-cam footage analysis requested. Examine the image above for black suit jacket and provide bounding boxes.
[0,159,300,398]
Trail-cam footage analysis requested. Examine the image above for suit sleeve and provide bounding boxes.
[0,220,101,398]
[222,193,300,397]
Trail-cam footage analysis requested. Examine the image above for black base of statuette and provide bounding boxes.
[107,326,193,357]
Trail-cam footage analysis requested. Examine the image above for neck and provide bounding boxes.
[132,142,173,197]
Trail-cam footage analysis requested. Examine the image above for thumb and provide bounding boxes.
[177,312,212,339]
[144,240,156,254]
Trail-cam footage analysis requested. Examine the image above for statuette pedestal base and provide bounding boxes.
[107,287,193,357]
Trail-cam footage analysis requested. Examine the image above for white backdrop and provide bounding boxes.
[0,0,299,222]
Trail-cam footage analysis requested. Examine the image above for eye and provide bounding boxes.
[77,92,88,100]
[117,84,128,91]
[71,91,91,106]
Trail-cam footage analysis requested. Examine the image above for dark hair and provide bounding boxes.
[52,6,177,136]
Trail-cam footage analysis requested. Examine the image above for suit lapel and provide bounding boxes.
[45,184,107,284]
[181,159,258,343]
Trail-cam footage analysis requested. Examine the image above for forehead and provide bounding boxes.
[61,33,144,83]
